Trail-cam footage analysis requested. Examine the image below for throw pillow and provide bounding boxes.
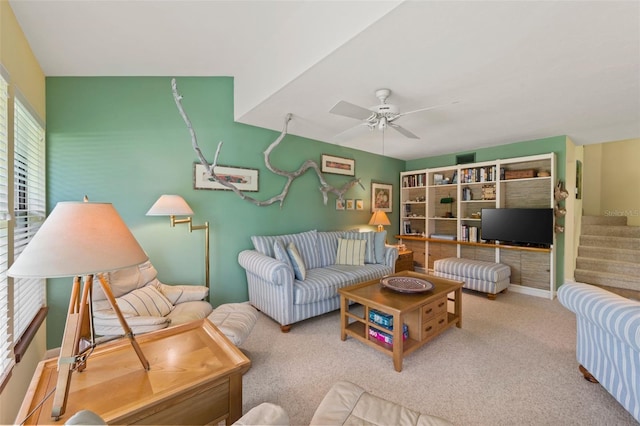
[116,285,174,317]
[274,239,293,270]
[374,230,387,264]
[287,241,307,280]
[343,231,376,264]
[335,238,366,266]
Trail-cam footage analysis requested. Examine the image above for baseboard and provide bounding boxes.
[509,284,554,300]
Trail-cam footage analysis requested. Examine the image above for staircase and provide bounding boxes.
[574,215,640,298]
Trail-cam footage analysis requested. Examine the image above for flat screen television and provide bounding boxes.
[481,208,554,246]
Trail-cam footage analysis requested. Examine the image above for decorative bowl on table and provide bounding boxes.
[381,276,435,293]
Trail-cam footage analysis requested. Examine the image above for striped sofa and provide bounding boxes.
[558,281,640,422]
[238,229,398,332]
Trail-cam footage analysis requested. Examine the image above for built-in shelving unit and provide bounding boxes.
[399,153,556,299]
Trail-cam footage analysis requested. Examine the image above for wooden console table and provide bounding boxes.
[16,319,251,425]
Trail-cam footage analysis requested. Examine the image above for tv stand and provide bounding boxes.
[495,241,551,250]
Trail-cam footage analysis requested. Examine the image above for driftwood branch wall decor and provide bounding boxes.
[171,78,364,207]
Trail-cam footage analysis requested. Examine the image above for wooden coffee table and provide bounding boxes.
[339,270,463,372]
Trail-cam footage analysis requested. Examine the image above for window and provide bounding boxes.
[0,70,10,385]
[12,94,46,346]
[0,68,47,385]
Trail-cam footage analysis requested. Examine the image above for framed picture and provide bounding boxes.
[336,199,345,210]
[355,199,363,210]
[321,154,355,176]
[371,182,392,213]
[193,163,259,191]
[346,199,354,210]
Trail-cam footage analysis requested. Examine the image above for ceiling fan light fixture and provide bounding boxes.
[378,116,387,130]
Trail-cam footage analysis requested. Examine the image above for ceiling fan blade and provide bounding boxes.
[332,122,371,143]
[329,100,375,121]
[396,100,460,118]
[389,123,419,139]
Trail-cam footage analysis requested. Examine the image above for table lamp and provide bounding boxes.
[8,200,150,420]
[146,195,209,298]
[369,210,390,232]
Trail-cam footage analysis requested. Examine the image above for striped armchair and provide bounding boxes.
[238,229,398,332]
[558,281,640,422]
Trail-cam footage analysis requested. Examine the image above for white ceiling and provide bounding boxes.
[9,0,640,160]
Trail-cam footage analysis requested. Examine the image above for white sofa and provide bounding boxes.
[238,229,398,332]
[92,260,213,336]
[92,260,258,346]
[234,380,452,426]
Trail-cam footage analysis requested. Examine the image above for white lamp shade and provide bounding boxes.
[8,202,148,278]
[146,195,194,216]
[369,210,391,227]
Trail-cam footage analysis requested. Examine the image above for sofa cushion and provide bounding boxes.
[116,286,174,317]
[156,283,209,304]
[287,242,307,281]
[316,231,344,267]
[336,238,366,266]
[274,239,293,269]
[251,230,320,269]
[166,300,213,326]
[374,231,387,264]
[293,264,394,305]
[343,231,376,264]
[294,267,354,304]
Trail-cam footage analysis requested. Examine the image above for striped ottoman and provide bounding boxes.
[433,258,511,300]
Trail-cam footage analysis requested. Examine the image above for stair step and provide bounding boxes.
[575,257,640,276]
[574,269,639,292]
[579,235,640,250]
[582,215,628,226]
[581,224,640,238]
[578,246,640,263]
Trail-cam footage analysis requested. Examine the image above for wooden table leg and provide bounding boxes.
[340,295,348,341]
[227,374,243,425]
[455,288,462,328]
[392,312,403,372]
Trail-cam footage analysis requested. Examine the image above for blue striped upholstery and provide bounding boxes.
[239,231,399,328]
[433,257,511,296]
[252,230,321,269]
[558,282,640,422]
[342,231,376,264]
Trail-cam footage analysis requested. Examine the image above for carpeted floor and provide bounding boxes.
[239,289,638,425]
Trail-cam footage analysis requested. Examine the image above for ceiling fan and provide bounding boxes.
[329,88,454,140]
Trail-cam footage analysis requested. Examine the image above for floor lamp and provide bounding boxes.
[146,195,210,299]
[8,201,150,420]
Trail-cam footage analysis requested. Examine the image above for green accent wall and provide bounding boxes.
[406,135,567,292]
[45,77,405,348]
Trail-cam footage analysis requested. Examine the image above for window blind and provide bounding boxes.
[13,95,45,342]
[0,72,12,383]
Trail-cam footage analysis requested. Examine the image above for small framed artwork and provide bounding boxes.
[355,199,363,210]
[371,182,392,213]
[194,163,259,191]
[346,199,354,210]
[321,154,355,176]
[336,199,345,210]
